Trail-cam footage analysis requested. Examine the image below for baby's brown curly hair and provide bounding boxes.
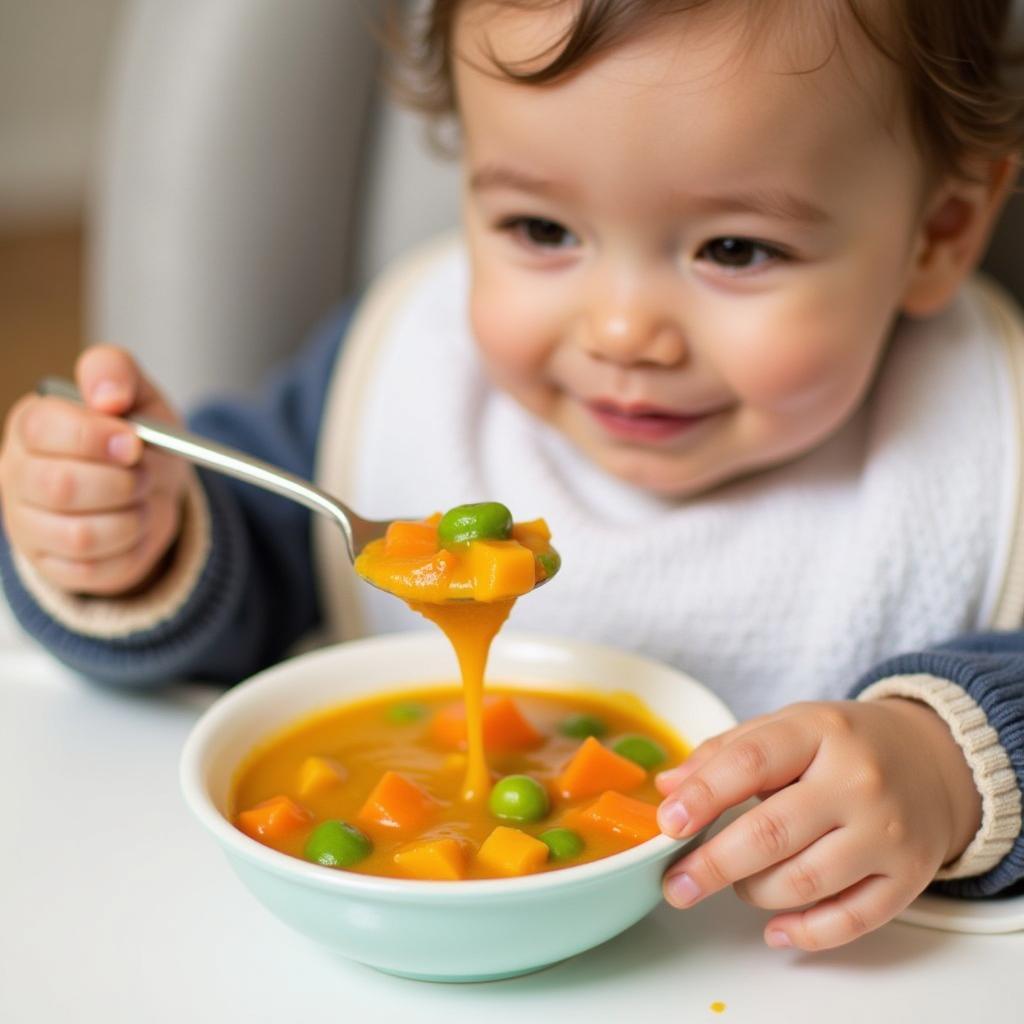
[388,0,1024,180]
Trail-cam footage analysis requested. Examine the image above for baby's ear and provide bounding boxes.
[899,155,1018,318]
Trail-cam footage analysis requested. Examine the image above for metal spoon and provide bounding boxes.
[36,377,551,596]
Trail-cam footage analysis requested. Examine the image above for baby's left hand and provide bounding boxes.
[656,698,981,951]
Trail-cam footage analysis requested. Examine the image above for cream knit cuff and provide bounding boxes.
[12,473,212,639]
[857,673,1021,880]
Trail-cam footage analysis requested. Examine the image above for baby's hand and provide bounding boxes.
[0,346,189,596]
[656,699,981,951]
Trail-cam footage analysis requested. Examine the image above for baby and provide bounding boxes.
[2,0,1024,952]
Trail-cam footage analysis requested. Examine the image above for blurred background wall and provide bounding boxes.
[0,0,128,419]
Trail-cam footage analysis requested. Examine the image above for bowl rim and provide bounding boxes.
[180,630,736,900]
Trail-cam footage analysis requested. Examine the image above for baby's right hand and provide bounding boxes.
[0,346,190,596]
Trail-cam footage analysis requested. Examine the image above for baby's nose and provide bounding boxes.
[582,301,688,367]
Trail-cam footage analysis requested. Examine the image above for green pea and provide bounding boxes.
[304,820,373,868]
[386,701,428,724]
[612,734,667,770]
[539,827,584,861]
[488,774,550,824]
[438,502,513,548]
[537,550,561,579]
[558,713,607,739]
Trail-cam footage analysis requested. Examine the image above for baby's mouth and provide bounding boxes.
[584,399,724,443]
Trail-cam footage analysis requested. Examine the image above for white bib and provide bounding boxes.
[314,237,1024,721]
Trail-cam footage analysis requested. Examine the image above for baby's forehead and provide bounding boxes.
[454,0,909,142]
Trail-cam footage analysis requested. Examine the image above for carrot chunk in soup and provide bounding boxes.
[236,795,312,842]
[556,736,647,801]
[578,790,661,843]
[356,771,439,834]
[430,695,543,753]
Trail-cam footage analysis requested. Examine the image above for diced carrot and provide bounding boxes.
[393,838,467,880]
[236,795,312,842]
[555,736,647,800]
[384,519,440,558]
[356,771,439,834]
[430,695,543,753]
[511,518,552,548]
[577,790,661,843]
[476,826,550,876]
[467,539,537,601]
[297,755,347,798]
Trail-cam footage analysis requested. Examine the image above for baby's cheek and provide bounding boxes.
[724,328,874,415]
[469,279,551,377]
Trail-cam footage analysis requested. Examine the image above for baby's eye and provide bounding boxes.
[697,237,784,270]
[503,217,579,250]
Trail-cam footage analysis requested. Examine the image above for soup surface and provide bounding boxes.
[232,686,689,880]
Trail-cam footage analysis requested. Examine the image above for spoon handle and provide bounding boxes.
[36,377,359,558]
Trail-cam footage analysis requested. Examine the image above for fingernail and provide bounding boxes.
[766,929,792,948]
[91,380,126,405]
[658,799,689,836]
[107,433,137,464]
[656,764,690,788]
[665,872,702,908]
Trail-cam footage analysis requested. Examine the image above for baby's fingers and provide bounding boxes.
[30,492,182,596]
[14,396,141,466]
[657,716,817,839]
[662,784,835,908]
[15,456,147,513]
[10,504,148,562]
[765,875,913,951]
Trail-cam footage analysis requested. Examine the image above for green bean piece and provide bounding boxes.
[437,502,513,548]
[612,734,668,770]
[539,827,585,861]
[488,774,550,824]
[558,713,608,739]
[304,820,373,868]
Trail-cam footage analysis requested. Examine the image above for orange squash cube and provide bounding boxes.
[477,826,550,876]
[577,790,661,843]
[384,519,440,558]
[356,771,439,834]
[467,539,536,601]
[393,838,467,880]
[297,755,347,798]
[556,736,647,801]
[236,795,312,842]
[511,518,552,548]
[430,695,543,753]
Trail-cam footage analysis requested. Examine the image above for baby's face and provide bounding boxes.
[455,2,934,497]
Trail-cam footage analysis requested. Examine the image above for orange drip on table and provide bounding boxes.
[410,598,514,802]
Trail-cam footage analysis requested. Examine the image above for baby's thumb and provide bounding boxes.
[75,345,176,422]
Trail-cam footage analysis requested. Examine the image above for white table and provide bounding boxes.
[2,631,1023,1024]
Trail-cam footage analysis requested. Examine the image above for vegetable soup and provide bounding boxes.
[232,686,689,880]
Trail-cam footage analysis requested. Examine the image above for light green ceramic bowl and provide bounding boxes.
[179,631,736,982]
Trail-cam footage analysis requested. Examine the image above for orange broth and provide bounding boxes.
[231,686,689,879]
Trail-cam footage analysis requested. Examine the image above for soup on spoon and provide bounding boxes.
[354,502,560,802]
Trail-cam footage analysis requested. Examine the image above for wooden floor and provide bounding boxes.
[0,223,84,425]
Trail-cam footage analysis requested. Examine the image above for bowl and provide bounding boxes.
[179,631,737,982]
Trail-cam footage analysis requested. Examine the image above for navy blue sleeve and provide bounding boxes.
[851,631,1024,898]
[0,303,352,687]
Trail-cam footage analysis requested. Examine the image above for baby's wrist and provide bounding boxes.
[878,696,982,864]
